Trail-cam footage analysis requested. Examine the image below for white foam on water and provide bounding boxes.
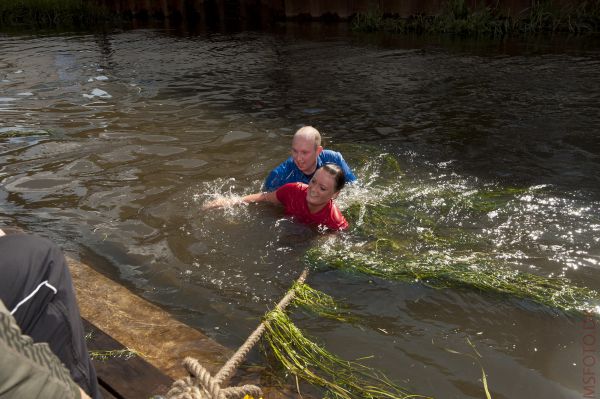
[92,88,111,97]
[88,76,108,82]
[83,88,112,99]
[194,177,256,219]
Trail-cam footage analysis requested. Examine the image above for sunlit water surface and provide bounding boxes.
[1,24,600,398]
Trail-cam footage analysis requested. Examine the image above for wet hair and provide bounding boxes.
[321,163,346,192]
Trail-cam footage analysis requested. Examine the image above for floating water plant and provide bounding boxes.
[306,243,599,315]
[167,272,429,399]
[85,331,142,361]
[261,282,430,398]
[290,281,355,323]
[263,308,431,399]
[312,151,600,315]
[0,129,51,141]
[441,337,492,399]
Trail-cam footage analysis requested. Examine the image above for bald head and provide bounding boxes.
[293,126,321,150]
[291,126,323,175]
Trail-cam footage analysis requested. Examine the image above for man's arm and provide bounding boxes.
[322,150,357,183]
[339,154,357,182]
[263,158,297,192]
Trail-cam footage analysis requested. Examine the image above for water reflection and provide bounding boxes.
[1,25,599,398]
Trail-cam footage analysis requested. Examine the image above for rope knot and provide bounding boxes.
[167,357,262,399]
[166,269,308,399]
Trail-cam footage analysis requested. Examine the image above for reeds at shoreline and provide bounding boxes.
[352,0,600,36]
[0,0,115,28]
[3,0,599,35]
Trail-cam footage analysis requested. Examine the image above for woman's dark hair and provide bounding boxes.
[321,163,346,192]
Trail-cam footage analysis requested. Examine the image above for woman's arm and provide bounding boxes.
[202,191,280,210]
[241,191,279,204]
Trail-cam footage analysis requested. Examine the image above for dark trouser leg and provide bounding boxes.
[0,234,102,399]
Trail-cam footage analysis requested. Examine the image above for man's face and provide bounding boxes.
[291,136,322,175]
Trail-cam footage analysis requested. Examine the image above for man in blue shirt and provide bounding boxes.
[264,126,357,191]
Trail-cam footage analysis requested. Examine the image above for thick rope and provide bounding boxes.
[166,268,309,399]
[215,267,308,385]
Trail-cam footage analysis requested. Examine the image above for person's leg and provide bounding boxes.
[0,233,101,399]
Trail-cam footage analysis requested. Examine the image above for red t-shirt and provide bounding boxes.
[275,183,348,231]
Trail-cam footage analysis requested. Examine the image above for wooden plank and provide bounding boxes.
[84,319,173,399]
[99,385,119,399]
[70,257,299,398]
[69,257,229,379]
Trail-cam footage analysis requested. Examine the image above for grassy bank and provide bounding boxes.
[0,0,117,28]
[352,0,600,36]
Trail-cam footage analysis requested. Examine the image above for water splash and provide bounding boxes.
[308,150,600,314]
[193,177,254,219]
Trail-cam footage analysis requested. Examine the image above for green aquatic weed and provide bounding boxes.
[306,247,599,315]
[0,130,49,139]
[263,309,431,399]
[291,282,355,323]
[89,348,141,361]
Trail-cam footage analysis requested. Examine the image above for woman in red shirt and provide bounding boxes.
[204,163,348,231]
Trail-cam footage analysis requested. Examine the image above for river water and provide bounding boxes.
[1,23,600,398]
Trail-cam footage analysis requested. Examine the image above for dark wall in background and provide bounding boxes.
[92,0,579,22]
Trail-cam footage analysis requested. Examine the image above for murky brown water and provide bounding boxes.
[1,24,600,398]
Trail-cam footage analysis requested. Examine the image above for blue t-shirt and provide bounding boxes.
[264,149,357,192]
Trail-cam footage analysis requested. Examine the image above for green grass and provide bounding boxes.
[351,0,600,36]
[0,0,116,28]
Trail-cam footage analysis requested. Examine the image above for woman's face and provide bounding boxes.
[306,168,338,208]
